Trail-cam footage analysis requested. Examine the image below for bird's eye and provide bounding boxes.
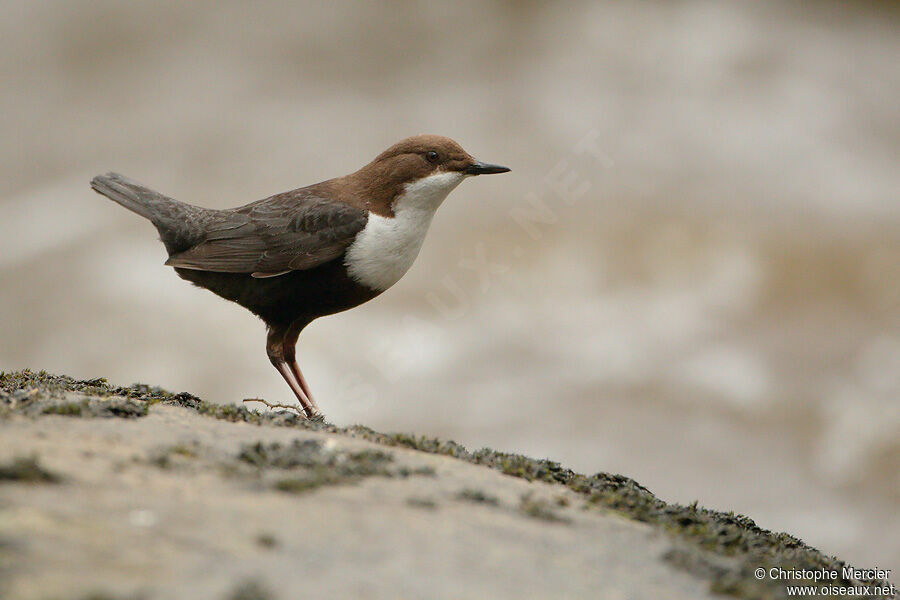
[425,151,439,163]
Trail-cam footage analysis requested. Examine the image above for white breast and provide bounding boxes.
[345,171,465,291]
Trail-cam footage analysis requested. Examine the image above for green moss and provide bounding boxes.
[1,370,152,418]
[406,497,438,509]
[456,488,499,506]
[343,428,471,459]
[0,455,61,484]
[197,402,263,424]
[518,493,570,524]
[255,533,278,549]
[396,465,436,477]
[149,453,171,469]
[102,399,149,418]
[42,401,85,416]
[40,398,147,419]
[238,439,426,495]
[1,370,172,404]
[146,442,203,470]
[171,443,198,458]
[273,475,337,493]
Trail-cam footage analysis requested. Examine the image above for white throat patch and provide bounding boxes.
[345,171,465,291]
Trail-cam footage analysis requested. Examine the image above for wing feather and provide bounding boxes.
[164,190,367,276]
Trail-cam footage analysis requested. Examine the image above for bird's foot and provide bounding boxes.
[305,411,326,423]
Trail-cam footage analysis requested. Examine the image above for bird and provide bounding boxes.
[90,135,510,419]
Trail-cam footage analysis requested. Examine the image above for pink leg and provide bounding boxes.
[266,325,319,419]
[283,319,319,413]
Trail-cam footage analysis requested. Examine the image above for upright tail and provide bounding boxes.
[91,172,209,254]
[90,172,181,222]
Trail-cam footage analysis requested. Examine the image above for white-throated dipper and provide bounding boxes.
[91,135,510,419]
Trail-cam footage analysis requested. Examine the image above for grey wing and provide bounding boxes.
[164,193,368,277]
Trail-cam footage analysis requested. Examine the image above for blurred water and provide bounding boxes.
[1,0,898,574]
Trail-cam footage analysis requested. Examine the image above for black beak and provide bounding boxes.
[466,160,511,175]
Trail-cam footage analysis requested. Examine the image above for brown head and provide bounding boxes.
[338,135,510,216]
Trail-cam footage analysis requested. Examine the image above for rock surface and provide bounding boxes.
[0,371,893,600]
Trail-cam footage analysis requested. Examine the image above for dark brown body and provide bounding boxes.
[174,260,380,330]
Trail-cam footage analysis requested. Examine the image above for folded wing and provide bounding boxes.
[165,190,368,278]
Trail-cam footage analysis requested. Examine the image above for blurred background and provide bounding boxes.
[1,0,897,574]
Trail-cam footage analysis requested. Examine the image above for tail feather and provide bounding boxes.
[90,172,177,222]
[91,172,208,254]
